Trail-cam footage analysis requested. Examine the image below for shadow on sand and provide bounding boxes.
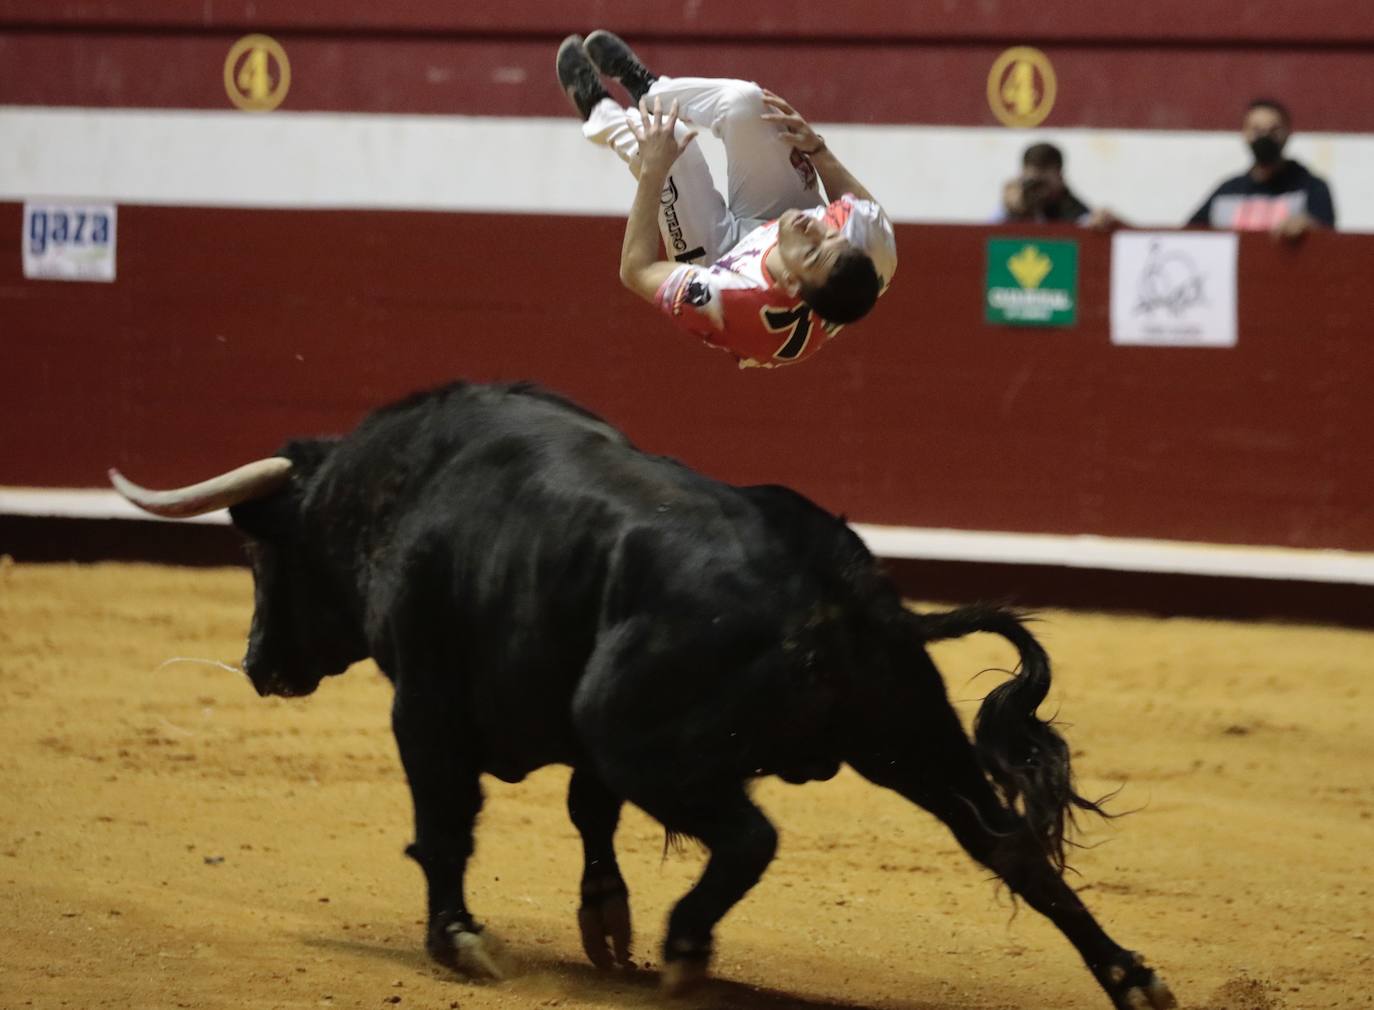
[304,933,983,1010]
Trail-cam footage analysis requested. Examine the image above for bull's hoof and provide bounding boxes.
[1102,952,1176,1010]
[1119,975,1175,1010]
[454,927,507,980]
[660,956,709,997]
[577,888,635,969]
[428,922,507,981]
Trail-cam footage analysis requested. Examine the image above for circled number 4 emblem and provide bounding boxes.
[224,34,291,112]
[987,47,1056,128]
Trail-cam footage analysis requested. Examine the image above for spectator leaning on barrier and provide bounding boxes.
[996,142,1122,231]
[1187,98,1336,241]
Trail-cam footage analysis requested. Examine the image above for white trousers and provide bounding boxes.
[582,76,824,265]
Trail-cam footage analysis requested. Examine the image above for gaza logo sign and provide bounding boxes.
[23,203,117,282]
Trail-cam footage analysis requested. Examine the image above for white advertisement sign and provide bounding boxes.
[1110,231,1237,347]
[22,202,117,282]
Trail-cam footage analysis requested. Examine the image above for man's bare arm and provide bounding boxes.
[761,89,875,204]
[619,97,699,303]
[808,147,875,205]
[619,165,678,301]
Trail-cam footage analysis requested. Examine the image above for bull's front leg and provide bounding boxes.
[567,767,634,969]
[392,688,502,979]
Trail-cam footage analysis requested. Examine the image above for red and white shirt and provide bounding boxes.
[654,194,897,369]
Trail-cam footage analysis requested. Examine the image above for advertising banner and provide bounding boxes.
[1110,231,1238,347]
[985,238,1078,326]
[22,203,117,283]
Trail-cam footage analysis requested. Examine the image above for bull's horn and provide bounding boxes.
[108,457,293,518]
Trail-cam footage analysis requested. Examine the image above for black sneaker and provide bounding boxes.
[584,30,658,104]
[556,34,609,121]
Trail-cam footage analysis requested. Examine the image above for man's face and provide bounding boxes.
[1020,165,1065,210]
[1243,106,1289,162]
[776,210,850,290]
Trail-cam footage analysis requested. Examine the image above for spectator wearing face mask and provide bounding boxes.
[1187,98,1336,241]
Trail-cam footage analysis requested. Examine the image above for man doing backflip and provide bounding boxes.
[557,32,897,369]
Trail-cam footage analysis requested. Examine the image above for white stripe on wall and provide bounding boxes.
[3,106,1372,231]
[4,486,1373,584]
[851,524,1374,585]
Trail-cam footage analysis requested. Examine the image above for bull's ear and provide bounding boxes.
[229,494,296,540]
[229,436,334,538]
[280,437,339,471]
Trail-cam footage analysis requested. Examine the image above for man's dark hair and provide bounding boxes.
[799,248,881,325]
[1246,97,1291,126]
[1022,142,1064,171]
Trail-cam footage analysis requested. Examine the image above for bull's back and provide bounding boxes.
[336,384,885,773]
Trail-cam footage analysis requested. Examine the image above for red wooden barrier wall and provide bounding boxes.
[4,2,1373,129]
[3,202,1371,552]
[4,0,1369,43]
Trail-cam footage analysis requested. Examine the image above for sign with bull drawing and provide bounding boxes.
[110,380,1176,1010]
[1110,231,1239,347]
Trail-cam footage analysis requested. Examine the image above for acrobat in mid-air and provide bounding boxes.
[558,31,898,368]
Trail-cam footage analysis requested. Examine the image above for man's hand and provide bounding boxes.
[627,96,697,181]
[760,89,825,155]
[1084,207,1124,231]
[1272,211,1318,242]
[760,88,875,204]
[1002,178,1028,217]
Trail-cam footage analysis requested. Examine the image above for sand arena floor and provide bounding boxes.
[1,559,1371,1010]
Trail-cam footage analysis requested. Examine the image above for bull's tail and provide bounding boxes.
[908,604,1108,872]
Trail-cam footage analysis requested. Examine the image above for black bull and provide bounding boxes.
[112,381,1173,1009]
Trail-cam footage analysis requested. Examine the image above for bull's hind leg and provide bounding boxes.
[567,767,634,969]
[392,690,503,979]
[848,705,1174,1010]
[632,788,778,994]
[572,617,777,992]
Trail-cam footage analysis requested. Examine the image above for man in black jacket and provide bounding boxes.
[1188,98,1336,241]
[996,142,1122,230]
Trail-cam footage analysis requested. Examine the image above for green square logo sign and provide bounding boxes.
[985,238,1079,326]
